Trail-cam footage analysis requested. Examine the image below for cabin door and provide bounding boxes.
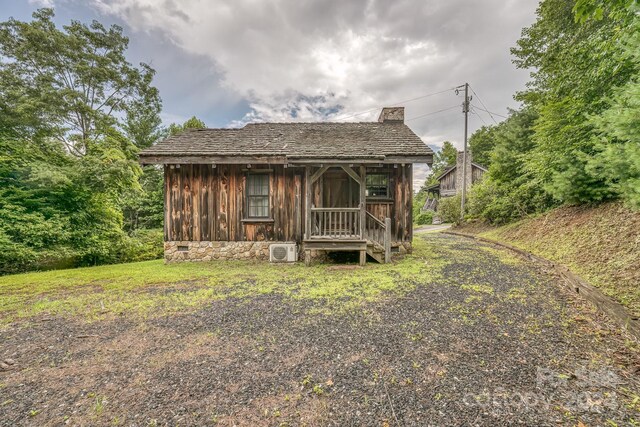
[322,170,359,208]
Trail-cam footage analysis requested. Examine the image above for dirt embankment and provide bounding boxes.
[455,202,640,318]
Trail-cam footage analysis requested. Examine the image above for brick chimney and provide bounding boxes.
[378,107,404,123]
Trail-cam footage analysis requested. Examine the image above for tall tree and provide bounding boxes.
[468,126,495,168]
[512,0,637,203]
[0,9,163,273]
[0,8,161,156]
[586,6,640,207]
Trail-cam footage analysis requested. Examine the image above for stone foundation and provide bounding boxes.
[164,241,273,262]
[395,241,412,255]
[164,240,412,263]
[300,248,330,265]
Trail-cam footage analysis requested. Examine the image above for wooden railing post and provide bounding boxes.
[384,217,391,263]
[359,165,366,240]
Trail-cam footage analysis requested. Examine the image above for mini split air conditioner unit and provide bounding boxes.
[269,243,298,262]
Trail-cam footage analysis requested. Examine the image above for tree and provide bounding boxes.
[0,8,161,156]
[468,126,495,168]
[512,0,637,204]
[0,9,163,273]
[586,7,640,207]
[420,141,457,192]
[434,141,457,169]
[167,116,207,136]
[466,108,555,224]
[121,116,207,233]
[465,0,640,224]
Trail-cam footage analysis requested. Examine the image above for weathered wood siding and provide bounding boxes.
[439,168,457,196]
[165,163,412,243]
[165,164,303,242]
[471,164,485,184]
[365,164,413,242]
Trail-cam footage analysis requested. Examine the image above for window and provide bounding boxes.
[366,173,390,198]
[246,174,270,218]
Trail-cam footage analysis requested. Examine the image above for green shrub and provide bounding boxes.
[413,191,427,219]
[414,211,434,225]
[466,177,555,225]
[437,194,462,223]
[119,228,164,263]
[0,231,37,275]
[466,179,495,220]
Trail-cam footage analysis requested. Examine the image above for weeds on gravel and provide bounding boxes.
[94,395,105,415]
[478,203,640,318]
[460,283,494,294]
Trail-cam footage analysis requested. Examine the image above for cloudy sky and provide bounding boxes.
[3,0,539,188]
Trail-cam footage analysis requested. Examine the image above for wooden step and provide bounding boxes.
[366,247,385,264]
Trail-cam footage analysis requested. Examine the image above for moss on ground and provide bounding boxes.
[0,237,448,323]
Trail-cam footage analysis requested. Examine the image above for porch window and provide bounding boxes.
[366,173,390,199]
[246,174,270,218]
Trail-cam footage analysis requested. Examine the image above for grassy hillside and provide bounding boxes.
[458,202,640,317]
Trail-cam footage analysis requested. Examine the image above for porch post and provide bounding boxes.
[304,166,312,266]
[359,165,366,240]
[305,166,311,241]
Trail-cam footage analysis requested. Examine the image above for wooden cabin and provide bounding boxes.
[422,151,487,212]
[139,107,433,265]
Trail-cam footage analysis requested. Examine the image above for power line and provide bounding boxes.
[333,86,456,121]
[471,107,488,126]
[470,103,509,120]
[405,105,460,122]
[468,86,499,124]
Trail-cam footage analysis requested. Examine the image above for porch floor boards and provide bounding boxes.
[303,239,367,251]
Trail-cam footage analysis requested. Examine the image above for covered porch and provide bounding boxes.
[302,164,392,265]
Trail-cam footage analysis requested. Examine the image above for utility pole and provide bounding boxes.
[460,82,470,220]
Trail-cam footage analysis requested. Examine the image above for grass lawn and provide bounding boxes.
[0,238,445,324]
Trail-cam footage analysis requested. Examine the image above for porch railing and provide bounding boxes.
[310,207,360,239]
[364,211,391,263]
[309,208,391,263]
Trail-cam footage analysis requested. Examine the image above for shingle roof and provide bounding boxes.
[139,122,433,163]
[435,162,488,181]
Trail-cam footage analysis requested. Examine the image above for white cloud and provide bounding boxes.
[90,0,537,188]
[29,0,54,6]
[92,0,534,118]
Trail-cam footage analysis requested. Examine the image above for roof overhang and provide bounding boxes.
[472,162,488,172]
[139,154,433,166]
[435,165,456,181]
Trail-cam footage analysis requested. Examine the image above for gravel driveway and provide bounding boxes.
[1,233,638,426]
